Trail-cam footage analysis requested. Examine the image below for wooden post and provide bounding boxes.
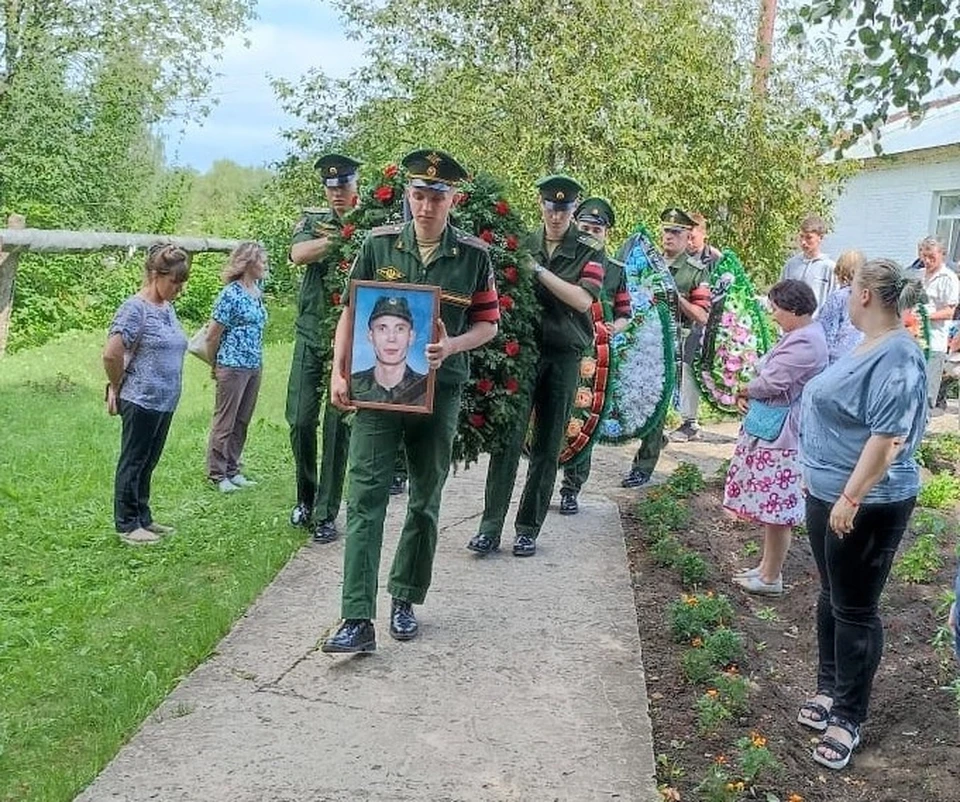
[0,214,26,357]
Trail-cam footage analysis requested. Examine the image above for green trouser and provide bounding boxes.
[479,354,580,541]
[393,444,408,482]
[560,443,593,495]
[631,404,668,477]
[285,337,350,519]
[341,382,461,619]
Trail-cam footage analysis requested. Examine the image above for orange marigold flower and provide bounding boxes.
[705,590,715,598]
[750,732,767,749]
[706,689,719,699]
[660,787,681,802]
[714,754,727,765]
[787,796,803,802]
[691,637,703,648]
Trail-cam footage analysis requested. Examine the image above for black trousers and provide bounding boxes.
[806,493,915,724]
[114,400,174,533]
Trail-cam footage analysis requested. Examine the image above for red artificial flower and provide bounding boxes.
[350,195,359,207]
[338,259,351,273]
[494,200,510,216]
[504,340,520,357]
[468,413,486,428]
[499,294,514,311]
[384,164,399,178]
[331,293,341,305]
[454,192,470,206]
[503,266,518,284]
[373,186,394,203]
[476,378,494,394]
[479,229,495,244]
[504,235,519,251]
[341,223,356,239]
[505,377,520,394]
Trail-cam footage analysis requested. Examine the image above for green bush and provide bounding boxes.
[667,462,706,497]
[892,533,944,584]
[651,533,685,567]
[712,671,749,714]
[668,592,735,642]
[703,627,743,666]
[918,473,960,510]
[638,487,691,539]
[677,551,708,587]
[681,647,718,684]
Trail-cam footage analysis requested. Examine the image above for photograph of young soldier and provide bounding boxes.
[350,293,430,408]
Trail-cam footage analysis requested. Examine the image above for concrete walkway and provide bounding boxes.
[75,435,715,802]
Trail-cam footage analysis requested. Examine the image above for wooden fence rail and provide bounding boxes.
[0,214,245,357]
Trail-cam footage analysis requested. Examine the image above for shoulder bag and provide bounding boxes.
[742,399,790,441]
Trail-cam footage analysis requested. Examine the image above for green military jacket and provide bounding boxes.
[348,221,498,386]
[670,251,709,299]
[350,364,428,405]
[602,256,631,321]
[291,207,341,347]
[528,223,606,355]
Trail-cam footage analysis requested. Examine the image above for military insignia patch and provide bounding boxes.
[377,266,404,281]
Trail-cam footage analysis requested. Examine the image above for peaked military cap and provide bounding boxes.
[660,207,695,231]
[369,295,414,327]
[575,196,616,229]
[314,154,362,187]
[536,174,583,210]
[402,149,468,191]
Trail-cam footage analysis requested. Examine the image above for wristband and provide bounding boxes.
[841,492,860,507]
[533,263,546,275]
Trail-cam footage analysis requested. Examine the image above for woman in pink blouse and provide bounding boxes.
[723,279,828,594]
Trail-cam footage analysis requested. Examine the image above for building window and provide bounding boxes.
[935,192,960,264]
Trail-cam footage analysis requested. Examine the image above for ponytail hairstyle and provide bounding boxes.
[145,243,190,285]
[857,257,924,313]
[222,241,267,284]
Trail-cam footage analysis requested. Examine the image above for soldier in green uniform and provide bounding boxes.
[620,207,710,488]
[558,197,631,515]
[350,295,428,406]
[287,153,361,544]
[467,175,605,558]
[321,149,500,653]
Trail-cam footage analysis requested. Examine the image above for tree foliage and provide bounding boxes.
[796,0,960,144]
[274,0,846,283]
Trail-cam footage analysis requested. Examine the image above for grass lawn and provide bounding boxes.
[0,305,308,802]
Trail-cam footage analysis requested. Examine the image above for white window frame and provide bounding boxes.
[933,191,960,265]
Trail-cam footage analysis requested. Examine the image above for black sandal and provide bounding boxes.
[797,695,832,732]
[812,713,861,770]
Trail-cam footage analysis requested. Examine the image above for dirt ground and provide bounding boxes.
[620,482,960,802]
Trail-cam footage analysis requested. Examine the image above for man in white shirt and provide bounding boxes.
[919,236,960,417]
[780,215,836,315]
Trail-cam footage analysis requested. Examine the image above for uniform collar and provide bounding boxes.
[537,222,579,260]
[398,221,460,261]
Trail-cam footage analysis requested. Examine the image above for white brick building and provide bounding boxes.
[823,97,960,267]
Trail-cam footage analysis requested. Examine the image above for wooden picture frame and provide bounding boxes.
[347,280,440,414]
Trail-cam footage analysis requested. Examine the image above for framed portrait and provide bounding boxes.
[347,280,440,414]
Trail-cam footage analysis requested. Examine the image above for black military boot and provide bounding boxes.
[389,475,407,495]
[389,598,419,641]
[312,519,339,544]
[512,534,537,557]
[321,619,376,653]
[559,490,579,515]
[289,502,312,528]
[620,468,650,488]
[466,533,500,555]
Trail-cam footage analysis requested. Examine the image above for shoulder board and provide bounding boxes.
[578,233,603,251]
[455,232,490,251]
[370,223,404,237]
[606,256,626,268]
[301,206,330,214]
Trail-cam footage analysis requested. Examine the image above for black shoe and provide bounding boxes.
[513,534,537,557]
[389,476,407,495]
[559,491,579,515]
[321,619,376,653]
[467,533,500,554]
[389,598,419,641]
[621,469,650,488]
[289,503,312,528]
[312,519,339,544]
[670,422,701,442]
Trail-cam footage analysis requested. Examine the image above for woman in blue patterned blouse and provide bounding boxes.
[204,242,269,492]
[818,250,865,364]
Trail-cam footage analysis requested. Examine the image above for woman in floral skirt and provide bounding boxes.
[723,279,828,594]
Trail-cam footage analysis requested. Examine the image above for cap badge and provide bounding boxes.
[557,191,565,200]
[328,166,337,175]
[426,151,441,165]
[426,165,437,177]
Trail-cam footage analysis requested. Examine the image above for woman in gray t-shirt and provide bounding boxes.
[797,258,926,771]
[103,245,189,545]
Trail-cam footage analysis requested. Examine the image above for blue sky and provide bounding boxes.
[162,0,365,172]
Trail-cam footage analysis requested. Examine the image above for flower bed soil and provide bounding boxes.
[622,483,960,802]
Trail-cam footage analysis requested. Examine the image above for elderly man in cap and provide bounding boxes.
[687,211,723,270]
[350,295,428,405]
[557,197,631,515]
[468,175,605,557]
[620,207,711,488]
[286,153,361,545]
[322,149,499,653]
